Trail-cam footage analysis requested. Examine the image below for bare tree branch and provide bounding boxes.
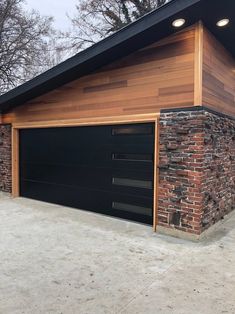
[65,0,169,53]
[0,0,66,94]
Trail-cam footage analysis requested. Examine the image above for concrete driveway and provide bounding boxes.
[0,193,234,314]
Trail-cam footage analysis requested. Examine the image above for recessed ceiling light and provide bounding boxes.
[216,19,230,27]
[172,18,186,28]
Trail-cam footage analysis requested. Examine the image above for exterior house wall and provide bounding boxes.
[202,111,235,231]
[202,28,235,116]
[159,109,205,235]
[158,108,235,235]
[0,22,235,237]
[0,125,12,193]
[2,26,196,125]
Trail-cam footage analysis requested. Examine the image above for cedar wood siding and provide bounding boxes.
[2,25,196,124]
[202,28,235,117]
[2,23,235,124]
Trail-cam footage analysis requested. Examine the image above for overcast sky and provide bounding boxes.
[23,0,78,31]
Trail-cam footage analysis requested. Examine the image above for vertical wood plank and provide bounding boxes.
[12,128,19,197]
[194,21,203,106]
[153,117,160,232]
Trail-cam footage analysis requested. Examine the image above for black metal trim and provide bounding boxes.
[160,106,203,113]
[202,106,235,121]
[160,105,235,121]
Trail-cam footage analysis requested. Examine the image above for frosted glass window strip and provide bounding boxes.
[112,202,152,216]
[112,125,153,136]
[112,177,152,189]
[112,153,153,162]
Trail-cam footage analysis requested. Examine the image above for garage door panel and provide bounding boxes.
[20,180,153,224]
[20,152,153,170]
[20,128,153,165]
[21,159,153,172]
[21,149,154,168]
[20,123,154,224]
[21,163,153,193]
[20,164,112,185]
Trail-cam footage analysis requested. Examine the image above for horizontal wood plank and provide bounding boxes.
[2,26,196,124]
[202,28,235,116]
[83,80,127,93]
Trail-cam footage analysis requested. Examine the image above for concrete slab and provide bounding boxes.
[0,193,234,314]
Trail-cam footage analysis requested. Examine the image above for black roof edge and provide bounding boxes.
[161,105,235,120]
[0,0,202,112]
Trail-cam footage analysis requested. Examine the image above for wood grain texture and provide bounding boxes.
[12,128,19,197]
[83,80,127,93]
[202,28,235,116]
[2,26,196,124]
[13,113,159,129]
[194,21,203,106]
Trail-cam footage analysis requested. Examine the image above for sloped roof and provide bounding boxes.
[0,0,234,113]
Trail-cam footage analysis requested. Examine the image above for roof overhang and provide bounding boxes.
[0,0,234,113]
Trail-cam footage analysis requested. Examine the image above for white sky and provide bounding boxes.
[23,0,78,31]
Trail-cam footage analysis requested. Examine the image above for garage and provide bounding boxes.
[19,123,155,224]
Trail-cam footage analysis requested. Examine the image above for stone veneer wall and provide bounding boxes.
[0,125,12,193]
[158,108,235,235]
[202,111,235,231]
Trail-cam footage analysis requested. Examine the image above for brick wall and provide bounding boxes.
[202,111,235,231]
[158,108,235,235]
[0,125,12,193]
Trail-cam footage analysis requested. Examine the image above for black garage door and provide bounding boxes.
[20,123,155,224]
